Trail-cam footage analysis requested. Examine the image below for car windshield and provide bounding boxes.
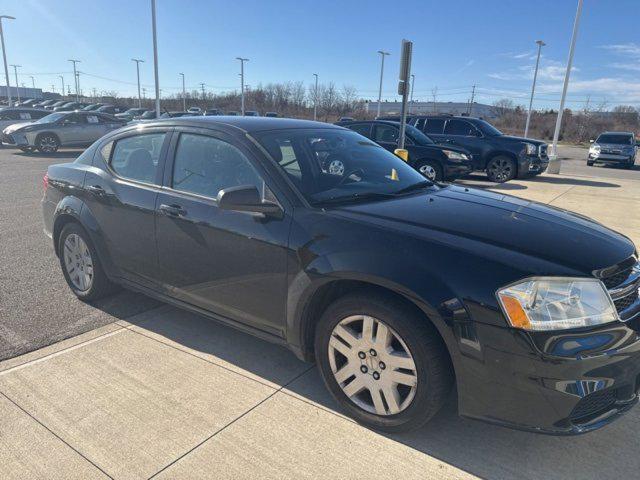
[596,134,633,145]
[476,119,503,136]
[254,128,431,206]
[34,112,66,124]
[140,111,156,118]
[405,124,434,145]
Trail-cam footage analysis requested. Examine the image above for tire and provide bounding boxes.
[36,133,59,153]
[587,161,594,166]
[314,291,453,433]
[486,155,516,183]
[18,146,35,153]
[58,223,117,301]
[415,160,443,181]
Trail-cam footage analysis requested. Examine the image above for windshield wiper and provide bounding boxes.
[313,192,397,206]
[393,181,432,195]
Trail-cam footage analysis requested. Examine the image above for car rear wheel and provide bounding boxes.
[36,134,59,153]
[58,223,117,301]
[315,292,453,432]
[486,156,516,183]
[416,160,443,181]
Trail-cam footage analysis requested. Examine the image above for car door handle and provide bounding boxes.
[159,203,187,217]
[86,185,106,196]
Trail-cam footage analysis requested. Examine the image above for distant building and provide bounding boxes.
[0,86,44,100]
[365,101,497,119]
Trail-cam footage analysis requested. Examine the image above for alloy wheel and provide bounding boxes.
[328,315,418,416]
[419,164,437,180]
[488,158,513,182]
[63,234,94,291]
[328,159,345,176]
[39,136,58,153]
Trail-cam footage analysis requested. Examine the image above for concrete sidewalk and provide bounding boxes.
[2,172,640,480]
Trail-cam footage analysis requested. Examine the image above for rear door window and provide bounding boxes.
[109,133,167,184]
[347,123,372,138]
[424,118,445,134]
[444,119,476,136]
[373,124,399,143]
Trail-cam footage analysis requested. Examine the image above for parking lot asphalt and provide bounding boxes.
[0,147,160,362]
[2,143,640,479]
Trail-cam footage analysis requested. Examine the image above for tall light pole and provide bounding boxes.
[131,58,144,108]
[409,74,415,114]
[0,16,15,106]
[524,40,545,138]
[179,72,186,111]
[10,64,19,102]
[59,75,64,98]
[199,82,205,100]
[549,0,583,174]
[68,59,80,101]
[29,75,35,89]
[376,50,390,118]
[150,0,160,118]
[236,57,248,115]
[313,73,318,121]
[76,71,81,97]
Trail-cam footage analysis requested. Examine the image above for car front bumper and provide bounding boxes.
[589,153,634,165]
[2,132,29,147]
[454,306,640,434]
[444,162,474,180]
[517,155,549,176]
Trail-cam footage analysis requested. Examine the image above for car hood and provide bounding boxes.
[414,143,471,156]
[4,122,34,134]
[332,185,634,274]
[594,143,634,150]
[498,135,546,146]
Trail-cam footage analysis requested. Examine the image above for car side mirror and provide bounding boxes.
[589,139,594,143]
[217,185,283,218]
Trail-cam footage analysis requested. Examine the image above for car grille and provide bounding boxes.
[602,267,633,289]
[539,144,548,158]
[2,133,14,144]
[569,389,617,423]
[614,289,639,312]
[600,260,639,316]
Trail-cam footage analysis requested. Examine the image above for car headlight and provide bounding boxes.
[524,143,537,155]
[497,277,617,331]
[590,144,601,153]
[442,149,469,161]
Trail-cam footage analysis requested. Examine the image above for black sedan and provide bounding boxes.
[42,116,640,434]
[341,120,473,181]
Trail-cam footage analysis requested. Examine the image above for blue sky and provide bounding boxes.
[4,0,640,108]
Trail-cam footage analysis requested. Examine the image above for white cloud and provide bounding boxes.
[600,43,640,72]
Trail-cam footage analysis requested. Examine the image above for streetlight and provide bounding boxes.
[10,64,20,102]
[0,15,15,106]
[409,74,415,114]
[59,75,64,98]
[179,73,185,111]
[236,57,248,115]
[376,50,390,118]
[549,0,583,174]
[150,0,160,118]
[313,73,318,121]
[29,75,35,89]
[524,40,545,138]
[131,58,144,108]
[68,59,80,101]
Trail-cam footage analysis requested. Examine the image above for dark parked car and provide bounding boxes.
[588,132,637,169]
[33,99,57,109]
[45,100,68,110]
[244,110,259,116]
[204,108,223,116]
[116,108,147,122]
[96,105,126,115]
[42,116,640,435]
[342,120,473,181]
[380,115,549,182]
[53,101,87,112]
[265,111,279,118]
[82,103,105,111]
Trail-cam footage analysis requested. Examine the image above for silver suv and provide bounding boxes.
[588,131,637,169]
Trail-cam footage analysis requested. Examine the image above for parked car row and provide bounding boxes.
[42,115,640,435]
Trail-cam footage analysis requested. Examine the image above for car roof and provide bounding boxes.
[1,107,49,112]
[129,116,342,133]
[341,120,400,126]
[599,131,634,135]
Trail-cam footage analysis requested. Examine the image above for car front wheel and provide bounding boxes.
[58,223,117,301]
[315,292,453,432]
[486,156,516,182]
[36,134,59,153]
[416,160,442,181]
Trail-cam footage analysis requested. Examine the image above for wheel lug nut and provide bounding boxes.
[369,349,377,357]
[358,351,366,359]
[379,362,386,370]
[360,365,368,374]
[373,372,380,380]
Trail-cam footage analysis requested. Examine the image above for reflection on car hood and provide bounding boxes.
[3,122,33,134]
[333,184,634,273]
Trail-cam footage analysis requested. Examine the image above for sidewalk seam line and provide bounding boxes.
[147,364,315,480]
[0,327,127,376]
[0,390,115,480]
[546,185,576,204]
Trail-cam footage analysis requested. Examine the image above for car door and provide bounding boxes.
[442,119,484,169]
[58,113,87,145]
[82,129,171,287]
[155,128,291,335]
[82,114,108,143]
